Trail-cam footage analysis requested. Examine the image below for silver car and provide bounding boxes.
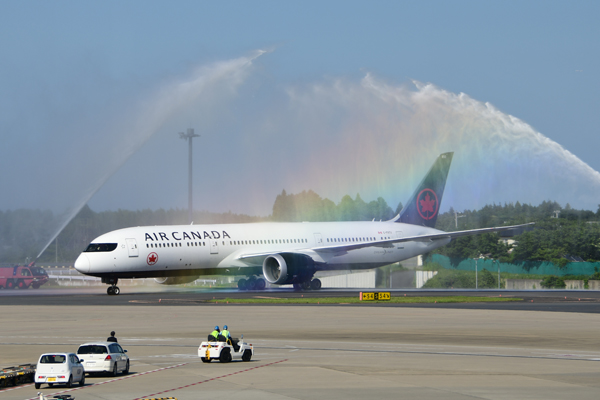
[76,342,129,376]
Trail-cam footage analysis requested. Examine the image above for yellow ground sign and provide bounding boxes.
[360,292,391,301]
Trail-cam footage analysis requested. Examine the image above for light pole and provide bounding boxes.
[497,259,500,289]
[475,255,484,290]
[179,128,200,224]
[475,258,478,290]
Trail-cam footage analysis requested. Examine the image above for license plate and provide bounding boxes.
[86,362,95,365]
[47,377,56,382]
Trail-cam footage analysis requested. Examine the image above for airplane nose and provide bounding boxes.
[74,254,90,273]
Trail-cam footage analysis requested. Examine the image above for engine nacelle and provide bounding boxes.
[154,276,199,285]
[262,253,315,285]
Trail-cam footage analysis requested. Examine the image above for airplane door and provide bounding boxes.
[314,233,323,246]
[315,233,323,246]
[210,240,219,255]
[395,231,404,249]
[126,238,139,257]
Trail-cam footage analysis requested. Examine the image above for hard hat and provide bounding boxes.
[223,325,228,330]
[215,326,219,330]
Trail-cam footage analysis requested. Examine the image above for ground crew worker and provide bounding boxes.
[209,326,220,341]
[222,325,239,350]
[221,325,230,338]
[107,331,117,342]
[221,325,231,342]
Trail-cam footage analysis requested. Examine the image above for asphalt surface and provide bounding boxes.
[3,297,600,400]
[3,286,600,313]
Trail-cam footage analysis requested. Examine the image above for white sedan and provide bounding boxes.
[76,342,129,376]
[34,353,85,389]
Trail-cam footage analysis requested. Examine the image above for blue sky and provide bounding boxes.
[1,0,599,218]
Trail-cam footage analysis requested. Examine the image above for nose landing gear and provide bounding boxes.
[102,277,120,295]
[107,285,120,295]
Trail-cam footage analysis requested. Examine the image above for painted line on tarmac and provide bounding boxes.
[260,346,600,362]
[22,363,187,400]
[133,359,288,400]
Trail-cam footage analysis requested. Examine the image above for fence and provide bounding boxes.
[431,254,600,276]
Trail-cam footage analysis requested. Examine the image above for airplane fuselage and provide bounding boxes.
[74,221,450,279]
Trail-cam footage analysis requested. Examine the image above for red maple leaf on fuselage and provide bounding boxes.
[148,254,157,263]
[420,193,436,214]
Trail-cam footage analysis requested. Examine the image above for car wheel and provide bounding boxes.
[219,348,231,363]
[242,350,252,362]
[79,374,85,386]
[35,383,41,389]
[124,360,129,375]
[112,363,118,376]
[17,279,26,289]
[66,375,73,388]
[201,357,211,363]
[6,280,15,289]
[32,283,41,289]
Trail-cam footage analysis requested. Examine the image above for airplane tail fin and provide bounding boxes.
[396,152,453,228]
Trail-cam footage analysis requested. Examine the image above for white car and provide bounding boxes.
[34,353,85,389]
[76,342,129,376]
[198,335,253,363]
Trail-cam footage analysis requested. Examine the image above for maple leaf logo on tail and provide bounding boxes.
[398,152,453,228]
[416,189,438,221]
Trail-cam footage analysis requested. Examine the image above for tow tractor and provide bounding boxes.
[198,335,253,363]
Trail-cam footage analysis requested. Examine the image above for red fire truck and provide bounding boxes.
[0,264,49,289]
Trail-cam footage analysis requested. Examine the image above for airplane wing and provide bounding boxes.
[236,222,534,260]
[312,222,535,254]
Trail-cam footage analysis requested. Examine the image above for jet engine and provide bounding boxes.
[262,253,315,285]
[154,276,199,285]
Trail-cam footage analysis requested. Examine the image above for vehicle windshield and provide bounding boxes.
[40,355,66,364]
[84,243,118,253]
[77,345,108,354]
[29,267,48,276]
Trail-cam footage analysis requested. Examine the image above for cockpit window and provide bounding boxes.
[84,243,118,252]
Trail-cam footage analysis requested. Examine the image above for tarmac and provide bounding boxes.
[2,289,600,399]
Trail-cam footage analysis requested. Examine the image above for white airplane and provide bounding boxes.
[74,152,532,295]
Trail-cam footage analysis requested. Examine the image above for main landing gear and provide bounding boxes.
[102,277,120,295]
[238,276,266,291]
[293,278,321,291]
[237,276,322,291]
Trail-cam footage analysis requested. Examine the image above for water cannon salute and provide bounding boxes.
[6,48,600,295]
[2,25,600,294]
[3,46,599,294]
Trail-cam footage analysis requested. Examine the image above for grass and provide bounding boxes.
[207,296,522,304]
